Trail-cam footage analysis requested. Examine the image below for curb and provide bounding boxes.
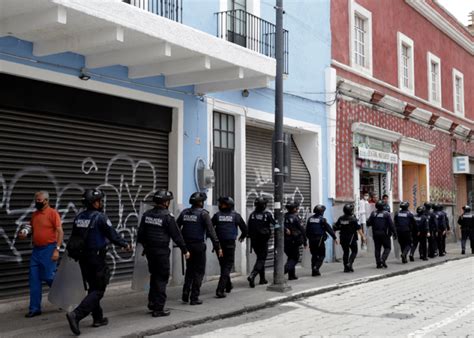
[130,255,471,338]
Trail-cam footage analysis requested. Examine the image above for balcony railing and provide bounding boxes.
[123,0,182,23]
[216,9,289,74]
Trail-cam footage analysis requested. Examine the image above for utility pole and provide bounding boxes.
[268,0,290,293]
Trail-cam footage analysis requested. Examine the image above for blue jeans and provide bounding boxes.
[29,243,57,313]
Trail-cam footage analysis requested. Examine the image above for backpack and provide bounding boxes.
[66,212,99,261]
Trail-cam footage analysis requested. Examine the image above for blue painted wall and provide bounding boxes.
[0,36,209,202]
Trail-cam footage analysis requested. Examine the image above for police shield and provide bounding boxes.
[131,202,154,291]
[48,255,86,311]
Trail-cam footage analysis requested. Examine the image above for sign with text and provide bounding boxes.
[358,147,398,164]
[453,156,470,174]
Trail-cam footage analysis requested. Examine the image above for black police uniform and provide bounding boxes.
[137,206,188,312]
[212,210,248,295]
[71,209,128,323]
[248,209,276,284]
[412,212,430,260]
[306,213,336,275]
[394,209,416,261]
[367,210,396,267]
[434,209,447,256]
[458,211,474,254]
[284,212,307,279]
[441,209,450,255]
[177,207,220,303]
[334,214,360,271]
[427,209,439,258]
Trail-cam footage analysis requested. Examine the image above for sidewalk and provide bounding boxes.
[0,243,471,338]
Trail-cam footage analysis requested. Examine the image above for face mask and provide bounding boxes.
[35,201,45,210]
[363,196,369,201]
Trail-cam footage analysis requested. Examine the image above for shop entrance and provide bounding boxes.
[402,161,427,210]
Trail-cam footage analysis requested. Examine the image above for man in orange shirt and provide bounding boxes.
[19,191,64,318]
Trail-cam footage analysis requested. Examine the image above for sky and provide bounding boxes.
[436,0,473,26]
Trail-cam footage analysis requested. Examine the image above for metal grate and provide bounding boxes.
[0,109,169,298]
[123,0,182,23]
[216,9,289,74]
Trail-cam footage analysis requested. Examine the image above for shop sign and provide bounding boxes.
[453,156,470,174]
[356,159,389,172]
[358,147,398,164]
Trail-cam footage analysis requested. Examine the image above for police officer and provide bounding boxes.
[367,200,396,269]
[284,201,307,280]
[137,190,190,317]
[333,204,365,272]
[458,205,474,255]
[425,202,438,258]
[66,189,131,336]
[212,197,248,298]
[433,203,447,257]
[439,204,450,256]
[306,205,337,276]
[411,206,430,261]
[177,192,221,305]
[247,197,275,287]
[394,201,416,263]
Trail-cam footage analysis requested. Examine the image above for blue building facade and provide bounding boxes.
[0,0,331,297]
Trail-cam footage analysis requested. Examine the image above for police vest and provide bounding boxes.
[459,213,473,230]
[395,211,412,232]
[435,211,446,231]
[140,208,173,246]
[414,215,428,233]
[372,212,389,235]
[180,208,206,242]
[248,211,272,236]
[214,211,239,241]
[306,215,325,237]
[284,213,304,243]
[73,210,109,250]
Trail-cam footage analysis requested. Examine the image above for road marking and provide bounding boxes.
[408,301,474,337]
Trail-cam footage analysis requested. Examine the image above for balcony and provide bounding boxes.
[216,9,289,74]
[123,0,182,23]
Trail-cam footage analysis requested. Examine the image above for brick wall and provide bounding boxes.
[336,99,474,203]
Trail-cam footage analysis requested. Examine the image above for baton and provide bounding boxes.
[181,252,185,276]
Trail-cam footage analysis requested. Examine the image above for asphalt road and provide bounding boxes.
[155,257,474,337]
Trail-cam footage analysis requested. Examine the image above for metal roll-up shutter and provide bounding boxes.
[246,126,311,267]
[0,109,169,298]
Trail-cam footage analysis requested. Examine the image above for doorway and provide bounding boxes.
[402,161,427,210]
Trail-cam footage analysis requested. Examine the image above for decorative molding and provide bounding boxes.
[379,94,406,113]
[411,108,432,123]
[370,90,384,104]
[405,0,474,55]
[332,59,474,126]
[454,124,470,138]
[399,137,436,158]
[428,115,440,129]
[338,78,374,101]
[403,104,417,119]
[352,122,402,142]
[435,116,453,131]
[448,123,459,135]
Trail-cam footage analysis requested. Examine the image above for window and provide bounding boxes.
[427,52,441,106]
[349,1,372,75]
[452,68,465,115]
[397,33,414,94]
[213,112,235,149]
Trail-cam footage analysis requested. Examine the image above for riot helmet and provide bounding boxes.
[218,196,235,211]
[375,200,385,211]
[463,205,471,213]
[153,190,174,206]
[82,189,104,210]
[189,192,207,207]
[343,204,354,215]
[313,204,326,216]
[416,206,425,215]
[400,201,409,211]
[254,197,267,211]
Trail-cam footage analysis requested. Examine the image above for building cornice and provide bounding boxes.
[405,0,474,55]
[332,59,474,126]
[352,122,402,142]
[399,137,436,158]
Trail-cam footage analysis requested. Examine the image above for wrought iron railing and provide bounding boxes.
[216,9,289,74]
[123,0,182,23]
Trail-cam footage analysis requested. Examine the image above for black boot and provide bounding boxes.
[259,271,268,285]
[92,317,109,328]
[247,271,257,288]
[401,254,407,264]
[288,269,298,280]
[216,289,226,298]
[190,299,203,305]
[348,262,354,272]
[225,281,233,293]
[409,255,414,262]
[66,312,81,336]
[461,249,465,254]
[312,268,321,276]
[182,289,190,303]
[343,264,350,273]
[152,309,170,317]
